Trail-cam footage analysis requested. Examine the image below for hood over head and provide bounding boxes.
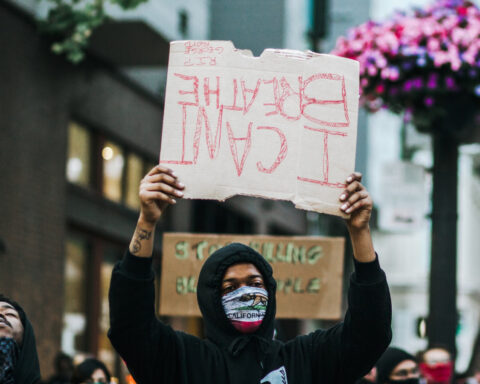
[0,295,41,384]
[376,347,417,384]
[197,243,277,351]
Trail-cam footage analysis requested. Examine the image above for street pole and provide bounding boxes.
[428,132,458,360]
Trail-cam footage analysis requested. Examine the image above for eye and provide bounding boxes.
[5,312,18,318]
[222,286,234,295]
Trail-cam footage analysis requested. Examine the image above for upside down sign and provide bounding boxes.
[159,41,359,216]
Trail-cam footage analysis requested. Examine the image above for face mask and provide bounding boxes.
[222,286,268,333]
[0,337,19,384]
[420,362,453,383]
[389,378,420,384]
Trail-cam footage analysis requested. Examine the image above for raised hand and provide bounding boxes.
[339,172,372,231]
[339,172,375,262]
[138,165,185,226]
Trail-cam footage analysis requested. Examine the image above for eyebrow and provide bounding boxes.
[222,274,264,283]
[0,304,15,310]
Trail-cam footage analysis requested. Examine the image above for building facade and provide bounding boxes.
[0,0,308,379]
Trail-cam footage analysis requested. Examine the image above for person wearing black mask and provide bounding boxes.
[0,294,41,384]
[108,166,392,384]
[376,347,420,384]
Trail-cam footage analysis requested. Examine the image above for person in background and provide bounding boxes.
[419,347,454,384]
[45,352,74,384]
[0,294,41,384]
[376,347,421,384]
[71,358,111,384]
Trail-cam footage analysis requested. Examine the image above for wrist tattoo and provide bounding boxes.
[130,228,152,254]
[137,229,152,240]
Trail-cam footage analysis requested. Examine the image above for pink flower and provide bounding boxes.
[331,0,480,119]
[376,84,386,94]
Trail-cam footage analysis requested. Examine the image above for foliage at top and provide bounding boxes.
[39,0,148,64]
[332,0,480,130]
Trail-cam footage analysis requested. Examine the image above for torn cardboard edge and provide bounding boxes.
[159,40,359,218]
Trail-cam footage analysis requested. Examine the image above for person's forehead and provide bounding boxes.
[393,359,417,372]
[0,301,16,311]
[223,262,262,279]
[425,348,450,360]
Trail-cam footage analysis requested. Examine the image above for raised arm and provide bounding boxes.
[108,165,185,384]
[339,172,391,381]
[129,165,184,257]
[309,173,391,383]
[340,172,375,263]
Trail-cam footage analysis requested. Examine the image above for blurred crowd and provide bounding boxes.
[357,346,480,384]
[41,352,135,384]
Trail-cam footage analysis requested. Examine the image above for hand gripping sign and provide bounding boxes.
[159,41,359,216]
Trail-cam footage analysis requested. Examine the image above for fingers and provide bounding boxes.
[141,165,185,204]
[147,164,175,176]
[340,190,370,214]
[144,181,184,198]
[146,172,185,190]
[346,172,362,184]
[339,172,371,214]
[141,191,177,205]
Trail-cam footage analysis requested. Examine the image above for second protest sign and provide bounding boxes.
[159,233,345,319]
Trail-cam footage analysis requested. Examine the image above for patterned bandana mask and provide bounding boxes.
[222,286,268,333]
[0,337,19,384]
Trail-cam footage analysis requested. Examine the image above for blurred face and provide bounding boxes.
[364,367,377,382]
[390,360,420,381]
[89,368,108,384]
[221,263,265,295]
[423,349,451,365]
[0,301,24,345]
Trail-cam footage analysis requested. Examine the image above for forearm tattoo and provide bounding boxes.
[130,228,152,254]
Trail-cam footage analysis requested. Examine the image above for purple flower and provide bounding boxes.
[413,78,424,88]
[474,84,480,96]
[427,73,439,89]
[404,80,413,91]
[424,97,435,107]
[445,76,456,89]
[417,56,427,67]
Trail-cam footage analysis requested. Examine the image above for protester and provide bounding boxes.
[419,347,454,384]
[376,347,420,384]
[71,358,111,384]
[108,165,392,383]
[44,352,73,384]
[0,294,41,384]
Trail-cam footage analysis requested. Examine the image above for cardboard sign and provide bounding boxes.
[159,41,359,217]
[159,233,345,319]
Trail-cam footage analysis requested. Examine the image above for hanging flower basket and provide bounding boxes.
[332,0,480,135]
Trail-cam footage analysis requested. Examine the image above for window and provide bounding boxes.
[62,231,124,376]
[66,122,91,187]
[98,245,123,374]
[102,141,125,203]
[61,235,89,355]
[178,9,189,37]
[125,153,143,210]
[66,120,156,209]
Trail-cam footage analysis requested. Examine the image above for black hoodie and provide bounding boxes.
[109,243,391,384]
[0,295,41,384]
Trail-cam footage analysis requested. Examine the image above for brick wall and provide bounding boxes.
[0,3,165,377]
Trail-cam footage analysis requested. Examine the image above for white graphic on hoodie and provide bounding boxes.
[260,366,288,384]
